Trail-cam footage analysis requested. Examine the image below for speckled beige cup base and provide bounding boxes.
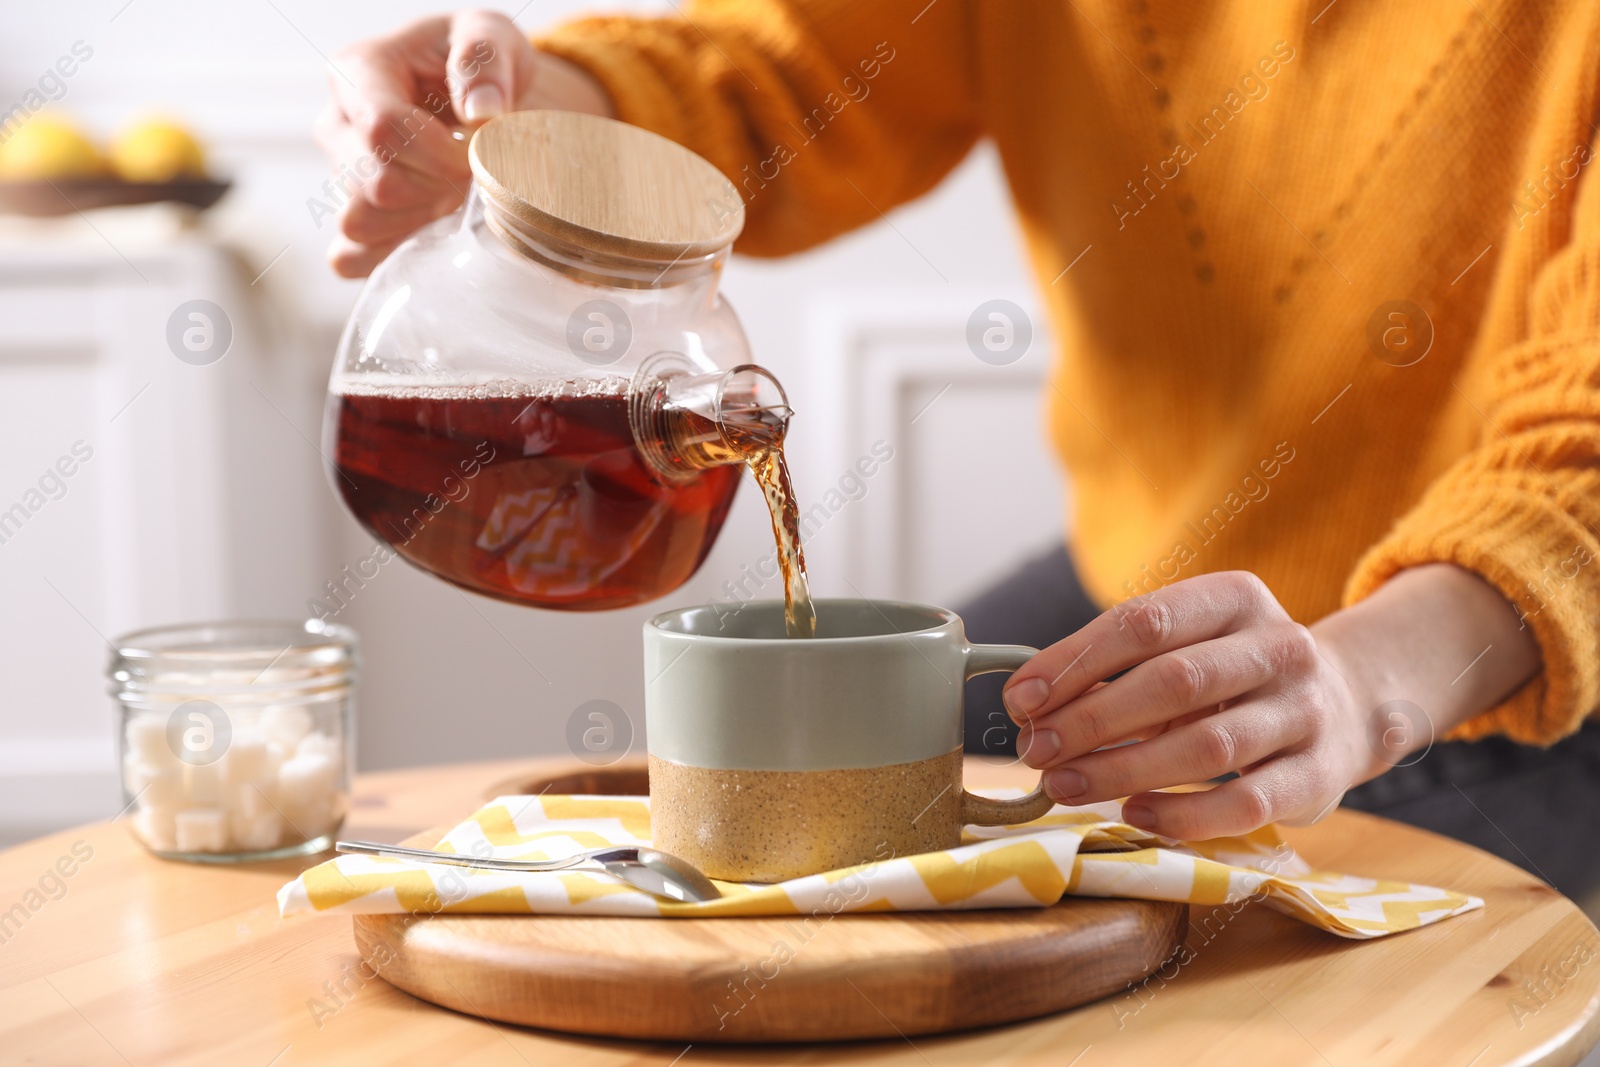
[648,750,964,883]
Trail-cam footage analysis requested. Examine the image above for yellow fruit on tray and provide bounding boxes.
[109,119,206,183]
[0,115,105,180]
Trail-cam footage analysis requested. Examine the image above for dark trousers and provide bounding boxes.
[957,545,1600,905]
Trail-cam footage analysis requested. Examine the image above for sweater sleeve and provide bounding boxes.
[1344,164,1600,746]
[535,0,980,258]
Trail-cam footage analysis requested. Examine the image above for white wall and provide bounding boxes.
[0,1,1064,831]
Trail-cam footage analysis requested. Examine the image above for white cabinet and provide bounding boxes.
[798,292,1067,610]
[0,227,332,843]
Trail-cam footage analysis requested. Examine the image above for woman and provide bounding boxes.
[315,3,1600,899]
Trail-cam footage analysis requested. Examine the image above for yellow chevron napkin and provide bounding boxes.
[276,792,1481,938]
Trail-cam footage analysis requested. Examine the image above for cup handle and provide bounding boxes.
[959,643,1056,827]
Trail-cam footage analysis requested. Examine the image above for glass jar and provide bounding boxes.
[321,109,791,611]
[110,620,356,863]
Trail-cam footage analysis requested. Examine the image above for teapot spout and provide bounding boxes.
[631,355,791,480]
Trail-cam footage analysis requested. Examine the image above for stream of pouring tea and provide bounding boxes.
[698,394,816,639]
[694,395,812,643]
[748,446,816,639]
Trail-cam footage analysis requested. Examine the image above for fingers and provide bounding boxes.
[310,11,577,278]
[324,16,474,192]
[1040,699,1303,805]
[445,10,536,125]
[327,233,405,279]
[519,51,617,117]
[318,117,465,205]
[315,15,499,277]
[327,74,468,185]
[1277,787,1346,828]
[1021,624,1316,767]
[325,20,441,123]
[1003,572,1288,722]
[319,110,464,277]
[324,175,464,279]
[1119,755,1325,840]
[340,191,461,246]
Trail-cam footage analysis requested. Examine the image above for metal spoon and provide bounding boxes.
[334,839,721,903]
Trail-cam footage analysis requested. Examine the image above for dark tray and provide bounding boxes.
[0,177,231,217]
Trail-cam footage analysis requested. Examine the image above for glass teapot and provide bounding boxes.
[322,110,788,610]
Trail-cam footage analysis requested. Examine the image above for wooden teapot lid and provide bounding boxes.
[468,110,744,265]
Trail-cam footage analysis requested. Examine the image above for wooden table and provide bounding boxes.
[1,756,1597,1067]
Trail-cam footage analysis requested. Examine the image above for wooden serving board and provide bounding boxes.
[352,764,1188,1043]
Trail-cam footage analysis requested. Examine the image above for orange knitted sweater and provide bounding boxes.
[541,0,1600,745]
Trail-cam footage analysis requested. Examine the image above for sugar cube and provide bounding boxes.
[230,809,283,852]
[224,705,261,730]
[122,707,346,856]
[233,780,275,819]
[222,730,277,787]
[261,705,313,749]
[174,808,229,852]
[125,714,177,768]
[133,808,177,851]
[183,761,226,806]
[296,731,342,767]
[128,764,183,809]
[278,753,339,803]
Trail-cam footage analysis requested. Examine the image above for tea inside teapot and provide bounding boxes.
[328,376,736,610]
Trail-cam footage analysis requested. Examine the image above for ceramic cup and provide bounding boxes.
[643,598,1052,882]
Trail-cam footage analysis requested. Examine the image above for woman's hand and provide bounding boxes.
[313,11,612,278]
[1002,564,1539,840]
[1003,571,1370,838]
